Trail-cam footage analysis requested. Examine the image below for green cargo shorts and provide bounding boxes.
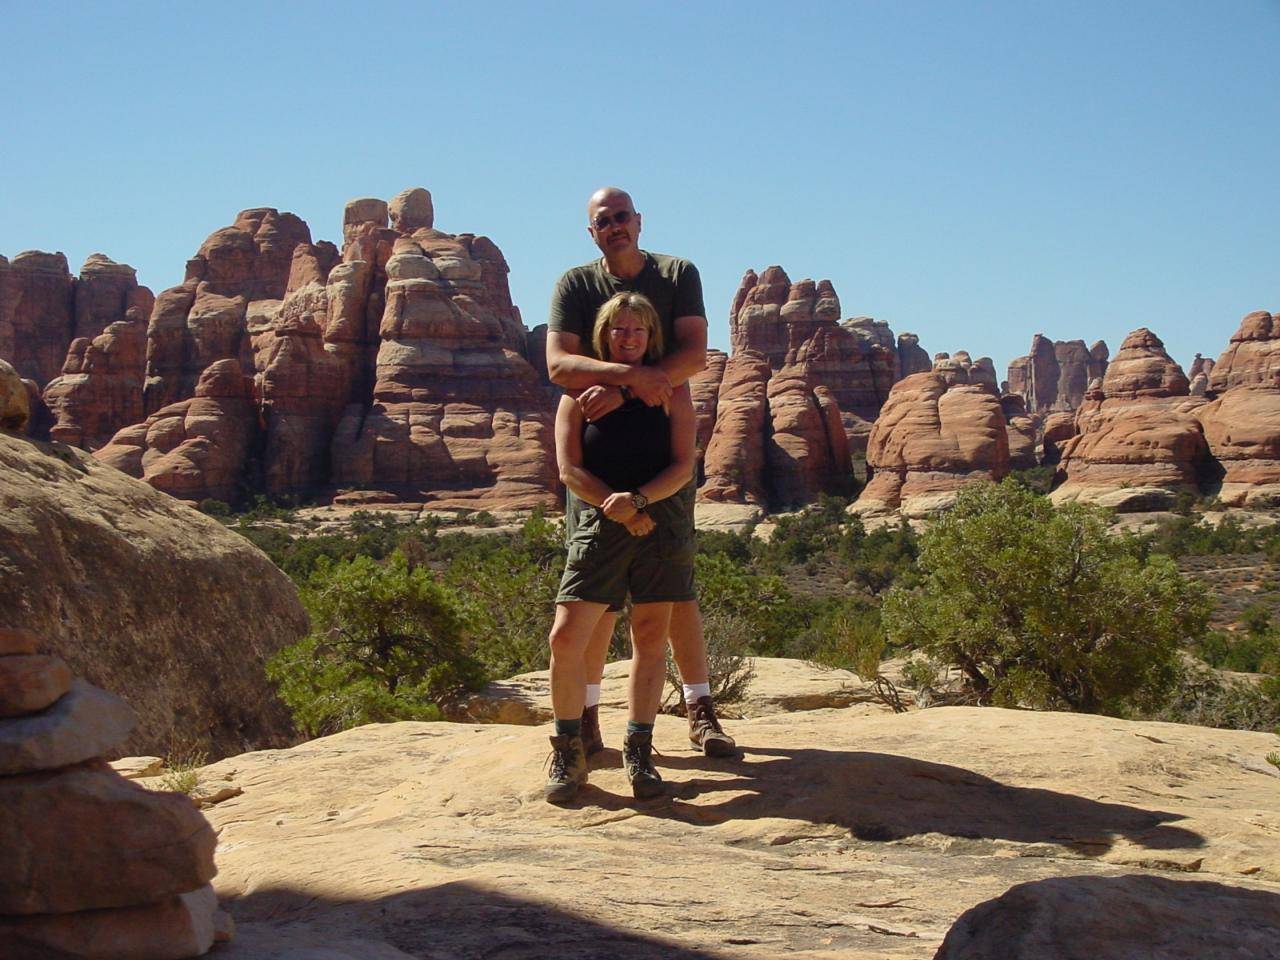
[556,486,696,608]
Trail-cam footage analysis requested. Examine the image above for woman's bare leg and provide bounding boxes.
[548,602,608,721]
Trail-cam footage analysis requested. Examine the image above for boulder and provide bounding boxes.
[0,760,216,914]
[0,358,29,433]
[936,875,1280,960]
[0,430,305,759]
[0,885,226,960]
[388,187,434,233]
[0,628,39,656]
[0,681,135,776]
[898,331,931,376]
[0,654,71,718]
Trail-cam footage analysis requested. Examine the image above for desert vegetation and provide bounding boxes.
[209,483,1280,738]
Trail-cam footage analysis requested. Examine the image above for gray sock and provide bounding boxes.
[626,720,654,736]
[555,718,582,737]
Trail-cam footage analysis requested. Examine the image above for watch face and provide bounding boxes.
[631,492,648,511]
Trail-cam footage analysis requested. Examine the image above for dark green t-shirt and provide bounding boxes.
[548,251,705,360]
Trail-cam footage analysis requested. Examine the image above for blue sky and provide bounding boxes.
[3,1,1277,377]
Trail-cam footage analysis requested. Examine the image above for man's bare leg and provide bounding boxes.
[580,611,616,756]
[668,599,737,756]
[668,600,708,684]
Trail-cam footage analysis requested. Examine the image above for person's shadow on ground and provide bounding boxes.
[577,744,1202,857]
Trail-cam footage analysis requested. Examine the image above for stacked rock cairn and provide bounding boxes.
[0,627,232,958]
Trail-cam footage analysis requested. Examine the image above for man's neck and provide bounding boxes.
[602,248,646,280]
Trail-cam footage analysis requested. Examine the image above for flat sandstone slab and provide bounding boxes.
[203,700,1280,959]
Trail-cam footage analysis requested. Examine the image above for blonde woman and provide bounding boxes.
[544,291,696,803]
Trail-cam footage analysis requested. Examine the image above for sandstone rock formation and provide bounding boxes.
[196,671,1280,959]
[0,358,29,433]
[0,430,305,759]
[81,190,555,509]
[0,629,229,958]
[1007,334,1109,414]
[0,252,154,445]
[852,353,1010,517]
[1000,393,1038,471]
[1195,310,1280,507]
[1040,409,1077,466]
[1052,328,1210,510]
[702,266,921,508]
[1188,352,1216,396]
[698,350,772,506]
[0,251,76,389]
[690,347,727,480]
[328,217,556,510]
[897,331,931,377]
[97,358,258,503]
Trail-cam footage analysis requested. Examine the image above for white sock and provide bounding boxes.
[683,682,711,704]
[584,684,602,708]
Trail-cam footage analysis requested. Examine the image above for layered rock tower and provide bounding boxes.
[6,188,558,510]
[0,627,229,958]
[698,266,923,509]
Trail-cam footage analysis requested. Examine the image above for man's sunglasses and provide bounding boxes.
[591,210,635,231]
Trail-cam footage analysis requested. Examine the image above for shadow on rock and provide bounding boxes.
[935,873,1280,959]
[580,747,1203,856]
[223,880,729,960]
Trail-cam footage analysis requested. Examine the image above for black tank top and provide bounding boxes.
[582,400,670,492]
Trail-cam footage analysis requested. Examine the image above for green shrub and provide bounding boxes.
[197,498,230,518]
[808,607,887,681]
[267,552,485,737]
[882,480,1212,714]
[1141,513,1280,559]
[1007,466,1056,494]
[1153,664,1280,733]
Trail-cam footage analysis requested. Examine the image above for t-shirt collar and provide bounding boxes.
[599,250,652,285]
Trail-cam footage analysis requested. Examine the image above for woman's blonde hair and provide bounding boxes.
[592,292,664,362]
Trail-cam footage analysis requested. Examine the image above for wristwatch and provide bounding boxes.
[629,490,649,512]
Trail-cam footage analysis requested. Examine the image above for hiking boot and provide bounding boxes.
[544,734,587,804]
[687,696,736,757]
[581,704,605,757]
[621,730,665,800]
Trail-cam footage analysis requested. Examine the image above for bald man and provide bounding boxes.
[546,187,736,760]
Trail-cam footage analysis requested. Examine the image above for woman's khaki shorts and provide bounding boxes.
[556,493,695,608]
